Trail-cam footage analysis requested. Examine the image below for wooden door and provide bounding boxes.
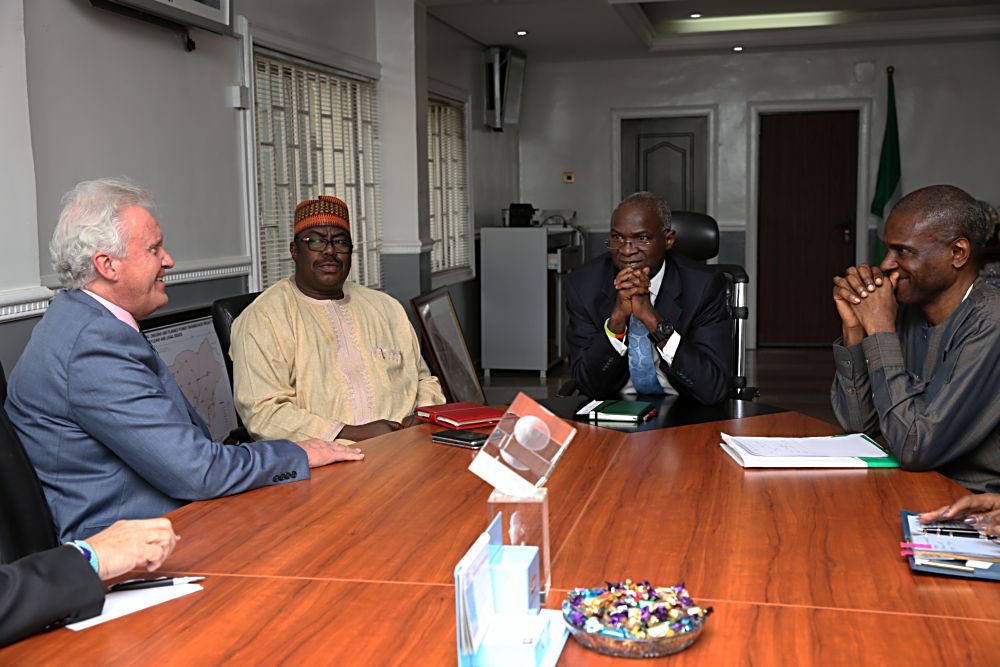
[757,111,858,345]
[621,116,708,212]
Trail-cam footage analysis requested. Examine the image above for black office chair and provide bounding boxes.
[211,291,262,443]
[671,211,755,400]
[558,211,756,400]
[0,363,59,563]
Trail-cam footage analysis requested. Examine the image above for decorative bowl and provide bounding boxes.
[564,616,705,658]
[562,581,710,658]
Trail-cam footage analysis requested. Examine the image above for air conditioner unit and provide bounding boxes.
[484,47,526,132]
[91,0,232,35]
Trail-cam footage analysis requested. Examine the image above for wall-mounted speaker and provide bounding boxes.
[484,47,526,132]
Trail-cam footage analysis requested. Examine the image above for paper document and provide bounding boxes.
[720,432,898,468]
[733,433,884,457]
[906,515,1000,559]
[67,583,203,631]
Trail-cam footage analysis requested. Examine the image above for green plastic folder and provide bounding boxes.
[588,400,655,422]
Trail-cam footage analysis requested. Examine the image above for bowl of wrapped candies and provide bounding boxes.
[562,579,712,658]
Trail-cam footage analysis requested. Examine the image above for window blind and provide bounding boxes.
[253,52,382,289]
[427,99,471,275]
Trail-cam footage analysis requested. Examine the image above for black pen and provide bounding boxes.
[925,527,989,539]
[109,576,205,592]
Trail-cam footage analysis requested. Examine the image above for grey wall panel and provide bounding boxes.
[0,317,41,375]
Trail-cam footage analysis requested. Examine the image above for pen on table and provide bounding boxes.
[109,576,205,592]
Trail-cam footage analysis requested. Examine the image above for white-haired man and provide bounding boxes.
[6,178,364,542]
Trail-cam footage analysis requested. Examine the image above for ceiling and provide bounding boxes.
[425,0,1000,61]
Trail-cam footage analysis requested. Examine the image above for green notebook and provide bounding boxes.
[588,400,656,422]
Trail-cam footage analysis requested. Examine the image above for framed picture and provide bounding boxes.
[411,288,485,405]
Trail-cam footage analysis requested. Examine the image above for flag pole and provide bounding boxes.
[869,65,900,263]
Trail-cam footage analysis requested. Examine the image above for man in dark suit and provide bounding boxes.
[0,517,176,647]
[565,191,731,404]
[6,178,364,542]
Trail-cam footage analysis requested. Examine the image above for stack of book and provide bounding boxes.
[584,399,656,423]
[900,511,1000,580]
[417,402,505,430]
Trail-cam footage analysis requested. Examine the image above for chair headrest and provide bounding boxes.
[670,211,719,262]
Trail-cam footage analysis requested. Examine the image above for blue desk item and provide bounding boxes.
[490,545,540,616]
[456,513,569,667]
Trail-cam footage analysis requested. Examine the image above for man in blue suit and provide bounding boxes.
[564,191,731,404]
[6,178,364,542]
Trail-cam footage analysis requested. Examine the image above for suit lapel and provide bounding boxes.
[599,259,619,319]
[654,255,684,327]
[73,290,211,436]
[149,348,210,435]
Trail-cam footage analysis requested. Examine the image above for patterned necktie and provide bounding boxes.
[627,315,665,395]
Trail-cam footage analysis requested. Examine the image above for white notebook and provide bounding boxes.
[719,432,898,468]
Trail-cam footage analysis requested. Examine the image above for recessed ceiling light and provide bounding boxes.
[690,13,702,18]
[516,30,528,37]
[733,46,744,52]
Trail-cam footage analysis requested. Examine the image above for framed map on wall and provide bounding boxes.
[141,308,238,441]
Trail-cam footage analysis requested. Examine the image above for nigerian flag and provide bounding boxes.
[870,66,900,262]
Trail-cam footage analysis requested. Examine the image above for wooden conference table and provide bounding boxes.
[3,408,999,666]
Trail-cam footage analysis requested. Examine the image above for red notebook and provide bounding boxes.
[415,402,505,430]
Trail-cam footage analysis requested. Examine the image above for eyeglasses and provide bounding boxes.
[298,236,353,254]
[605,235,654,250]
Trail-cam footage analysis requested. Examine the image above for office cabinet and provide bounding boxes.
[480,227,582,378]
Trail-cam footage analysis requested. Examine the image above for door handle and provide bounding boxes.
[840,224,853,245]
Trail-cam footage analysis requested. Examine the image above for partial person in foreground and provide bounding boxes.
[830,184,1000,492]
[230,195,445,443]
[6,179,363,543]
[0,518,177,647]
[919,494,1000,538]
[564,191,731,404]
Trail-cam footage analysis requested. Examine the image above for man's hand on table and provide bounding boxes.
[919,493,1000,537]
[87,518,179,580]
[298,438,365,466]
[336,420,404,443]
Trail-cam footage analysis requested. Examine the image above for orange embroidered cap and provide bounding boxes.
[293,195,350,235]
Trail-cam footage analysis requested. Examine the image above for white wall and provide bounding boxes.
[25,0,245,284]
[426,16,520,227]
[22,0,382,289]
[240,0,377,66]
[0,0,48,317]
[518,38,1000,233]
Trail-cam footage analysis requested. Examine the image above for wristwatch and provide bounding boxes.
[648,319,674,345]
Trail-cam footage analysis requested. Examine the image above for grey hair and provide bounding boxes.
[50,178,154,289]
[617,191,672,231]
[892,185,989,267]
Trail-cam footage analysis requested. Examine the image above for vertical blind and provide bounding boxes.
[253,52,382,289]
[427,99,471,275]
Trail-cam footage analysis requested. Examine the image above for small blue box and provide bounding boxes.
[490,545,540,616]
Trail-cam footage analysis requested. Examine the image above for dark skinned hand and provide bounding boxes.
[609,267,651,334]
[338,420,402,442]
[832,264,890,345]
